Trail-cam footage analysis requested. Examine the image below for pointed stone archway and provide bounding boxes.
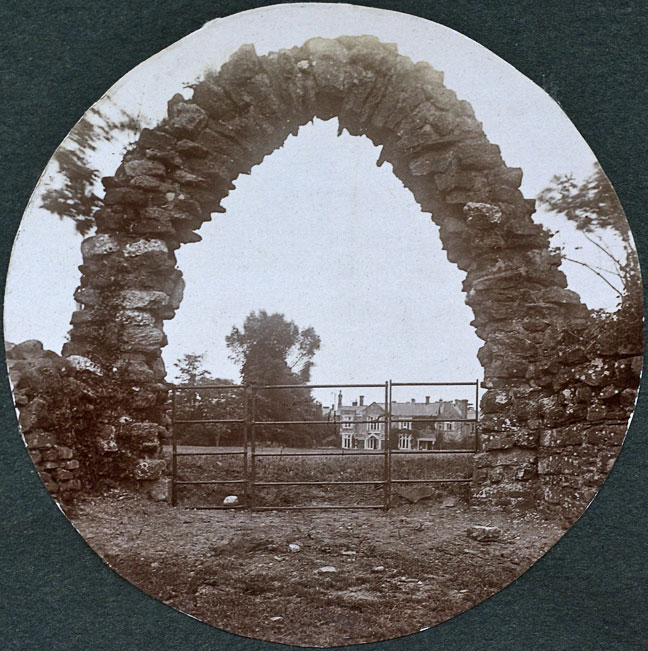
[62,36,638,516]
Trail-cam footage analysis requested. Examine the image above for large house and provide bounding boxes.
[329,393,477,451]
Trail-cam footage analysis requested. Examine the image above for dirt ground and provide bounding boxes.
[70,491,564,647]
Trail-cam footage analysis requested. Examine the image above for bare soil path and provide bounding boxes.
[70,492,564,647]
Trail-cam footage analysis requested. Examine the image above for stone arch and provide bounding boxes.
[63,36,636,515]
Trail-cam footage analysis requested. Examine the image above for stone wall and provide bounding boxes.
[473,313,642,522]
[7,339,169,501]
[10,36,641,516]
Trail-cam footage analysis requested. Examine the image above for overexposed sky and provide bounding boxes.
[4,4,629,405]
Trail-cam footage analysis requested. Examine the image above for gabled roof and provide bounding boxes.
[334,400,475,420]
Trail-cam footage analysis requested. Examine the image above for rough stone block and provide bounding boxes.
[122,325,165,348]
[96,424,118,454]
[127,422,161,451]
[59,479,82,492]
[115,359,155,383]
[147,478,170,502]
[67,355,102,375]
[81,234,121,259]
[537,453,582,476]
[482,433,515,450]
[28,449,42,464]
[578,358,615,387]
[104,187,150,206]
[585,424,626,447]
[119,290,169,310]
[53,468,74,482]
[124,159,166,178]
[24,431,57,450]
[132,458,166,481]
[19,398,53,432]
[6,340,44,360]
[540,426,584,448]
[41,461,60,470]
[73,287,100,307]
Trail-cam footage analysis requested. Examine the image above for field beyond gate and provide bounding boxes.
[170,381,480,510]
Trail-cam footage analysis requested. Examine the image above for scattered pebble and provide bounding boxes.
[223,495,239,506]
[372,565,385,573]
[341,550,356,556]
[289,543,301,553]
[316,566,337,574]
[467,525,502,542]
[270,616,283,622]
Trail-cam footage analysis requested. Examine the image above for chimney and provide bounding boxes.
[455,399,468,418]
[359,395,364,406]
[338,391,342,408]
[425,396,430,404]
[352,400,358,407]
[411,398,416,403]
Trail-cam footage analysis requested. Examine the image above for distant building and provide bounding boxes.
[330,393,476,450]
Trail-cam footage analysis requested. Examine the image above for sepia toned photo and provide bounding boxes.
[3,4,643,647]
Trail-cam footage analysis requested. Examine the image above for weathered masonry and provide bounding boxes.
[13,36,640,519]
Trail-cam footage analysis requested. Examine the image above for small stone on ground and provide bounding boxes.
[467,525,502,541]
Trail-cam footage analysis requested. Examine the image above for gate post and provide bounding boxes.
[383,381,392,510]
[249,386,257,510]
[242,385,249,508]
[170,386,177,507]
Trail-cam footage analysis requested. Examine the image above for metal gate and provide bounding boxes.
[170,380,479,510]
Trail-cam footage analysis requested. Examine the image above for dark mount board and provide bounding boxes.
[1,2,646,649]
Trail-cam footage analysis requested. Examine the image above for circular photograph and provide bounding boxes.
[4,3,643,647]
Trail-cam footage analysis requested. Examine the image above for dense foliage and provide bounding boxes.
[40,103,143,235]
[226,311,325,447]
[172,353,243,446]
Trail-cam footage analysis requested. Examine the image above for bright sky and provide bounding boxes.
[4,3,631,407]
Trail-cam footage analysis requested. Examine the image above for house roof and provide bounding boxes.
[336,400,472,419]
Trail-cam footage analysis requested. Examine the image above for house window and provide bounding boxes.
[342,416,353,429]
[398,434,412,450]
[399,420,412,430]
[445,422,453,430]
[365,436,379,450]
[367,417,381,432]
[342,433,353,448]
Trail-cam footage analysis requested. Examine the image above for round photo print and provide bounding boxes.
[4,3,643,647]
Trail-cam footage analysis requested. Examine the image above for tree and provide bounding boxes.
[226,311,323,447]
[537,164,642,355]
[537,163,639,298]
[40,101,144,235]
[172,353,243,447]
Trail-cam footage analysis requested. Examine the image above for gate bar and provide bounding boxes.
[254,383,386,390]
[176,479,247,485]
[252,505,385,511]
[391,478,472,484]
[391,381,478,386]
[391,449,477,455]
[255,480,384,486]
[174,418,245,424]
[175,450,245,456]
[254,450,384,457]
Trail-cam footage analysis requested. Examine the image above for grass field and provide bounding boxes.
[168,446,474,508]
